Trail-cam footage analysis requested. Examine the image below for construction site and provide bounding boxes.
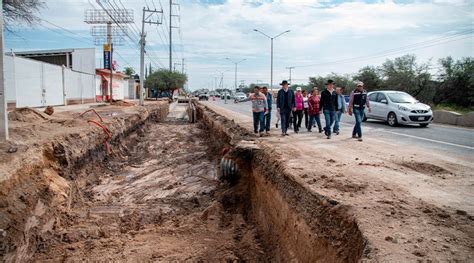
[0,100,472,262]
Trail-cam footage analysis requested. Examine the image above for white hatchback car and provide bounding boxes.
[365,91,433,127]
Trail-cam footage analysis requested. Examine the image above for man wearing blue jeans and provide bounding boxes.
[249,86,268,137]
[333,87,345,135]
[262,86,272,136]
[276,80,296,136]
[319,79,340,139]
[348,82,371,141]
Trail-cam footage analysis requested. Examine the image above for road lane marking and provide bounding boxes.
[379,130,474,150]
[340,122,473,149]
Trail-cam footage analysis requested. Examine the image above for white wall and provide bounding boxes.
[4,55,16,103]
[43,62,64,106]
[14,56,46,107]
[112,76,125,100]
[4,55,102,108]
[64,69,95,103]
[128,80,137,100]
[72,48,96,75]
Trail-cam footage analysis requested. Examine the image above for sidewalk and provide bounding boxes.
[200,101,474,262]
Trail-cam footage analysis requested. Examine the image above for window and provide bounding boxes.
[376,93,387,103]
[368,93,378,101]
[386,92,417,103]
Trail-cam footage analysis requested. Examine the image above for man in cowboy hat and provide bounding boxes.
[319,79,340,139]
[276,80,296,136]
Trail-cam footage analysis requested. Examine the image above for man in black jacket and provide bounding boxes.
[276,80,296,136]
[319,79,340,139]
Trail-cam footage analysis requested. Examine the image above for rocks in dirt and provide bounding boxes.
[7,146,18,153]
[437,212,451,219]
[412,250,426,257]
[44,106,54,116]
[455,209,467,216]
[327,159,336,163]
[385,236,397,243]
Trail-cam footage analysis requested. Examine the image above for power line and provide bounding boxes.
[295,29,473,68]
[95,1,164,68]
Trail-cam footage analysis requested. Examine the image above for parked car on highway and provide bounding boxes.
[199,92,209,101]
[365,91,433,127]
[221,92,231,100]
[234,92,248,103]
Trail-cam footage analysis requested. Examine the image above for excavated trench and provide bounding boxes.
[1,102,367,262]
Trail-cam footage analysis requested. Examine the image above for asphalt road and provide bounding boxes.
[210,99,474,156]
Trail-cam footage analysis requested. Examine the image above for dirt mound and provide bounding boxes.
[399,161,451,175]
[111,100,135,107]
[8,107,49,122]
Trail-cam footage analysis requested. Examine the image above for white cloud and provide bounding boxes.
[7,0,474,90]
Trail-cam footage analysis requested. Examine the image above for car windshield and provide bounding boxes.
[236,93,245,96]
[387,92,417,103]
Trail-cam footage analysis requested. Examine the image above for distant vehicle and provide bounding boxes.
[198,92,209,101]
[365,91,433,127]
[221,92,231,100]
[234,92,247,103]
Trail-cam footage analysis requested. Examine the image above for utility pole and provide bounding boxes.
[225,58,246,93]
[140,7,163,106]
[217,69,229,104]
[286,66,295,84]
[169,0,172,71]
[181,58,185,74]
[0,1,8,141]
[169,1,180,71]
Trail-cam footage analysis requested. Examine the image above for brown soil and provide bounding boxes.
[399,161,452,176]
[31,120,266,261]
[8,107,49,122]
[201,101,474,262]
[0,102,169,261]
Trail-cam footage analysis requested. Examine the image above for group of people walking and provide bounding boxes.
[250,79,371,141]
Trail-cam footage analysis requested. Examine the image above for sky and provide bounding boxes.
[4,0,474,91]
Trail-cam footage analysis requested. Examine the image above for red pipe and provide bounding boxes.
[87,119,111,154]
[80,109,104,122]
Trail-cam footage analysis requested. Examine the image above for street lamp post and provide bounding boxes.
[253,29,290,92]
[286,66,295,84]
[216,69,230,104]
[225,58,246,94]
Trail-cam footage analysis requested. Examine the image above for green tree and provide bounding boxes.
[308,76,326,90]
[379,54,434,103]
[353,66,383,91]
[123,67,135,76]
[433,57,474,107]
[309,73,355,94]
[145,69,187,97]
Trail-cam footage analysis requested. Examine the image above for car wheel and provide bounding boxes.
[387,112,398,127]
[362,113,367,122]
[419,123,429,127]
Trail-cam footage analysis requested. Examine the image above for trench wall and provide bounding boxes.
[0,103,169,262]
[196,103,368,262]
